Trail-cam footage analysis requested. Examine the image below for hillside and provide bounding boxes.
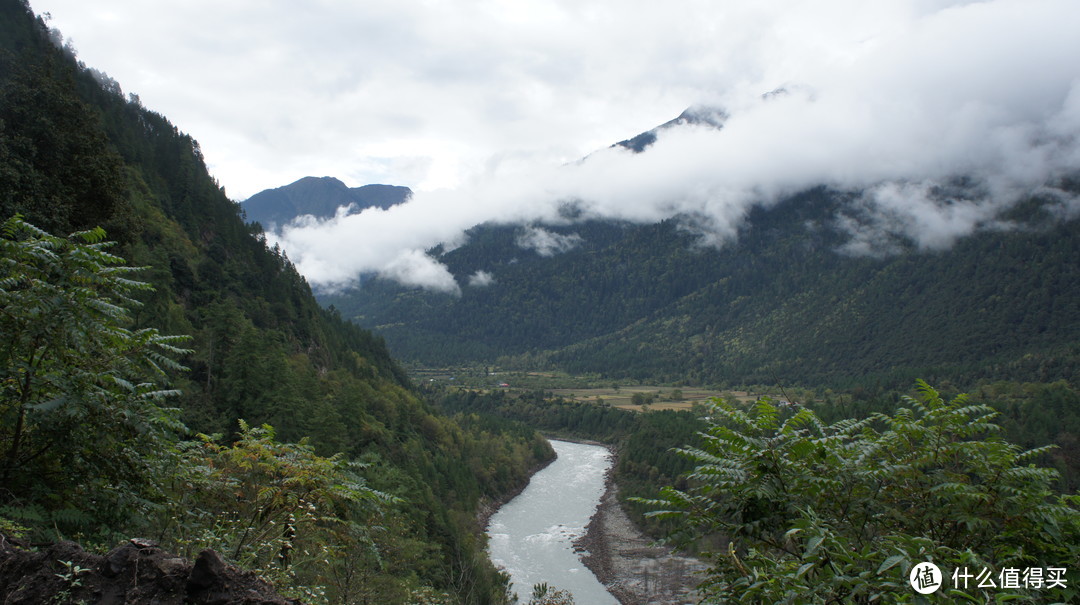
[0,2,551,602]
[218,102,1079,391]
[320,184,1080,388]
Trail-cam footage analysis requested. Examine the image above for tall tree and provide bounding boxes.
[0,216,189,537]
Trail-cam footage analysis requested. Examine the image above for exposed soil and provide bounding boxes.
[574,469,707,605]
[0,534,298,604]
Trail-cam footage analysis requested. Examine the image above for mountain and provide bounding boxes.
[242,176,411,230]
[240,105,724,231]
[614,104,726,152]
[319,127,1079,390]
[0,2,550,601]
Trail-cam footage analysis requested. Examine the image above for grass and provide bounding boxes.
[547,387,780,412]
[408,365,792,412]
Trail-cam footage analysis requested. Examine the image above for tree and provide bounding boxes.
[642,381,1080,603]
[0,54,127,238]
[158,421,395,602]
[0,215,190,538]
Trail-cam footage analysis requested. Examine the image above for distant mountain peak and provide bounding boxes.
[242,177,411,231]
[294,175,348,187]
[615,104,727,153]
[674,104,727,128]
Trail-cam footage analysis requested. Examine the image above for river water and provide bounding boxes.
[487,439,619,604]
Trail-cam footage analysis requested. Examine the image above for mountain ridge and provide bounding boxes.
[240,110,1079,390]
[319,184,1080,388]
[614,104,727,152]
[242,175,411,230]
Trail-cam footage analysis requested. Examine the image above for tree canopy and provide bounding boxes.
[0,215,190,536]
[642,382,1080,603]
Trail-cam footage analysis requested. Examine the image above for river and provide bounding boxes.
[487,439,619,604]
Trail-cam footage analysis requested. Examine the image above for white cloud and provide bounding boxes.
[468,270,495,287]
[381,249,461,295]
[835,182,1015,255]
[515,226,583,257]
[29,0,1080,290]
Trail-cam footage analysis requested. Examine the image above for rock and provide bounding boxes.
[156,556,188,576]
[0,533,299,605]
[103,545,133,577]
[189,549,228,589]
[574,467,707,605]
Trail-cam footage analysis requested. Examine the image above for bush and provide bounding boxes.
[641,381,1080,603]
[0,215,189,539]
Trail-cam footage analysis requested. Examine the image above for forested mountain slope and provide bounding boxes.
[323,172,1080,389]
[0,2,550,602]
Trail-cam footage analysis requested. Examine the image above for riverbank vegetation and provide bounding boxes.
[432,375,1080,519]
[642,383,1080,603]
[432,387,704,538]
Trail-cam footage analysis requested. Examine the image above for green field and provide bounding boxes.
[409,366,797,412]
[548,386,787,411]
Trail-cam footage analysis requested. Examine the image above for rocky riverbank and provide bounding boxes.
[574,467,707,605]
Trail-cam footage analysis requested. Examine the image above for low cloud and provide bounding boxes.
[381,249,460,294]
[515,226,583,257]
[468,270,495,287]
[269,0,1080,291]
[835,181,1018,256]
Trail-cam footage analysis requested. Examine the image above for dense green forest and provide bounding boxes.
[0,2,553,602]
[323,184,1080,391]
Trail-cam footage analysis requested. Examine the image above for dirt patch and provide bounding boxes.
[0,534,298,604]
[574,469,707,605]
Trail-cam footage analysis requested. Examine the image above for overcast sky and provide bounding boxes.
[32,0,741,199]
[30,0,1080,292]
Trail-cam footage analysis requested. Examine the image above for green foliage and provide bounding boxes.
[641,381,1080,603]
[329,188,1080,389]
[0,215,190,539]
[0,214,543,603]
[0,46,127,238]
[156,420,394,602]
[527,583,575,605]
[0,3,550,599]
[49,558,91,605]
[974,380,1080,492]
